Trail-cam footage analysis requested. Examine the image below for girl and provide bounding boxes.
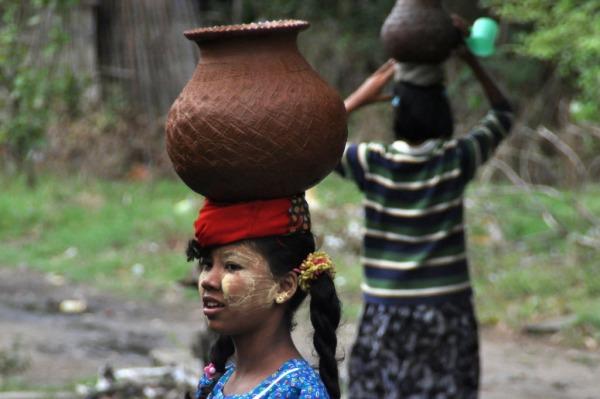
[187,195,341,399]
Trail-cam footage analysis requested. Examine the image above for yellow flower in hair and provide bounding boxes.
[296,251,335,291]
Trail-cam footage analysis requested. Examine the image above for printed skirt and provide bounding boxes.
[348,297,479,399]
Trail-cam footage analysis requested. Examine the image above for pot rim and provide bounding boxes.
[184,19,310,42]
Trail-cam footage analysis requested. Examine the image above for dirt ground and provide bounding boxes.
[1,266,599,398]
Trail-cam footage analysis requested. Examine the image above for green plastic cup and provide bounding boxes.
[466,17,498,57]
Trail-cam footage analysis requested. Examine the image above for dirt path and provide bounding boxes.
[1,267,599,398]
[0,266,205,386]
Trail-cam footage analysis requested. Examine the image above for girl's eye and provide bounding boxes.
[224,262,242,272]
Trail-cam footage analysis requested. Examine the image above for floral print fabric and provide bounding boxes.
[348,297,480,399]
[197,358,329,399]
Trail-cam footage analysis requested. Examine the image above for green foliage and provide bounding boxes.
[0,0,80,180]
[483,0,600,121]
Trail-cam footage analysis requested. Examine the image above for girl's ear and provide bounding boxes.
[275,271,299,304]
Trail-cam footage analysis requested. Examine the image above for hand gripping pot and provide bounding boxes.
[380,0,460,63]
[165,20,348,202]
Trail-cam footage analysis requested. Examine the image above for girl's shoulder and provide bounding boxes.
[268,359,329,398]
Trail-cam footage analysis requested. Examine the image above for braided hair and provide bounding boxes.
[187,232,341,399]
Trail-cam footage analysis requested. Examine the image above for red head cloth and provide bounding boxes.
[194,195,311,248]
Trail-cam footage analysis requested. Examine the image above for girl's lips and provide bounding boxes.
[202,296,225,317]
[203,306,224,317]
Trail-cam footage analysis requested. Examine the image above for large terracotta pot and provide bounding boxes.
[166,20,347,202]
[380,0,459,63]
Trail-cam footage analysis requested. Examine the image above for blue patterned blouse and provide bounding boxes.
[196,358,329,399]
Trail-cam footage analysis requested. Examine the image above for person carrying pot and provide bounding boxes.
[337,15,515,399]
[188,195,342,399]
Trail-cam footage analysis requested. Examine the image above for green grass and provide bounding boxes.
[465,185,600,345]
[0,175,200,296]
[2,173,600,346]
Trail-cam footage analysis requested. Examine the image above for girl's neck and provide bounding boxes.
[233,323,300,375]
[223,323,300,396]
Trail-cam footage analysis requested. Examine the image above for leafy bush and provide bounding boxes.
[0,0,79,184]
[484,0,600,121]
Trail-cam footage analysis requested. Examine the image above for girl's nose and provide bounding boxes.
[199,266,221,292]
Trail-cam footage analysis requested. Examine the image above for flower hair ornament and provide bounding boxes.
[294,251,336,291]
[203,362,217,380]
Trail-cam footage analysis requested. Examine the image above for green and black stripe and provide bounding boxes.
[337,108,514,304]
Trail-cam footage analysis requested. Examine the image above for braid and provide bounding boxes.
[211,335,235,372]
[196,335,234,399]
[309,274,341,399]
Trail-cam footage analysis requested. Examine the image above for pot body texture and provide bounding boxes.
[381,0,459,63]
[165,21,347,202]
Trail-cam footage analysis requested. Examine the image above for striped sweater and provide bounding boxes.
[337,108,514,305]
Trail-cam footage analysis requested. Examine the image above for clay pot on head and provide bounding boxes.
[381,0,459,63]
[165,20,347,202]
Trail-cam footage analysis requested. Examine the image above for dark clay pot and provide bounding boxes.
[165,20,347,202]
[381,0,459,63]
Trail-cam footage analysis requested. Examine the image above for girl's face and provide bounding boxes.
[197,242,282,335]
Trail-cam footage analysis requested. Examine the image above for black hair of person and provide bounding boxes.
[186,232,342,399]
[392,81,454,143]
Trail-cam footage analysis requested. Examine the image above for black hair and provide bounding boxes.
[392,81,454,143]
[187,232,341,399]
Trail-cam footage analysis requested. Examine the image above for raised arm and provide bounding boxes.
[344,59,397,114]
[451,16,515,181]
[461,52,511,111]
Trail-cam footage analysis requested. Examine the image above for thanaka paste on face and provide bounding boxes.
[199,244,285,312]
